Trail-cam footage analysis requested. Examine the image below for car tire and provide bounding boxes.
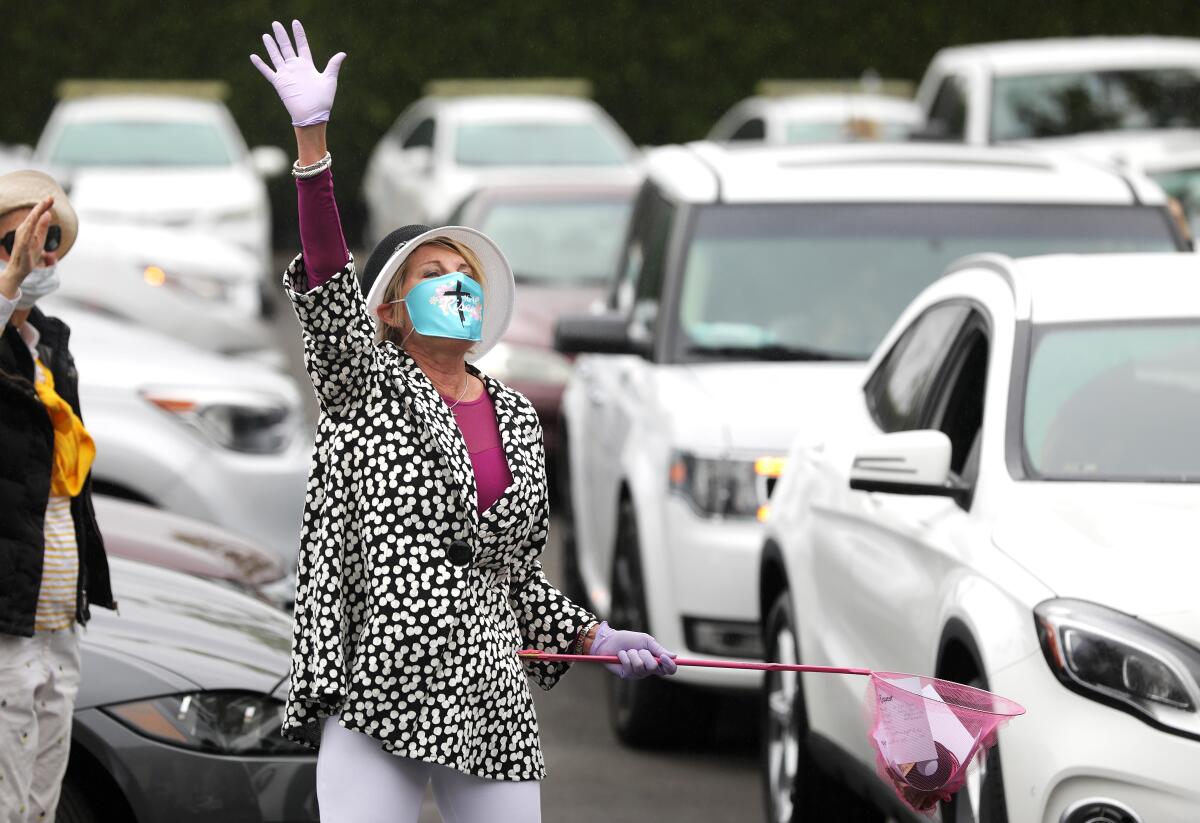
[56,775,101,823]
[606,496,707,748]
[761,591,883,823]
[941,675,1008,823]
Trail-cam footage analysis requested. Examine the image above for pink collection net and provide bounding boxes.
[866,672,1025,815]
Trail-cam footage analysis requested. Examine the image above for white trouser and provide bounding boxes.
[317,716,542,823]
[0,626,82,823]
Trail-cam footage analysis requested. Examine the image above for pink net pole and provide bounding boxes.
[518,651,1025,817]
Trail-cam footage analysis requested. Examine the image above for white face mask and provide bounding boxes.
[0,260,61,309]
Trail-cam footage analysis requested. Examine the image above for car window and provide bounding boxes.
[991,68,1200,142]
[672,203,1177,364]
[453,122,629,166]
[403,118,436,149]
[729,118,766,141]
[866,303,971,432]
[612,185,674,323]
[476,196,633,283]
[48,121,233,167]
[926,316,989,479]
[926,76,968,141]
[1022,319,1200,480]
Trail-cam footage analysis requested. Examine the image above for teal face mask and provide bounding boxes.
[393,272,485,342]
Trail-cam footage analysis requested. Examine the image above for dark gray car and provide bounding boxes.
[59,557,316,822]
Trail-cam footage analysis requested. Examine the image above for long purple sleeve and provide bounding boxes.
[296,168,350,290]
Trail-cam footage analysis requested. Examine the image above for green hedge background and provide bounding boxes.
[4,0,1196,248]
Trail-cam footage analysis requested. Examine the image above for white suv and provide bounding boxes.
[915,37,1200,158]
[759,253,1200,823]
[556,140,1185,746]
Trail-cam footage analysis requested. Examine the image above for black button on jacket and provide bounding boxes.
[281,256,596,781]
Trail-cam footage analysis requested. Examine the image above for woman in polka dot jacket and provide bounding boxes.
[251,20,677,822]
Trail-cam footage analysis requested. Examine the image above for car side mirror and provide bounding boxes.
[250,145,289,178]
[848,430,968,503]
[555,313,647,357]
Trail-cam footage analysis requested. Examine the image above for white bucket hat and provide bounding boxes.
[361,224,515,363]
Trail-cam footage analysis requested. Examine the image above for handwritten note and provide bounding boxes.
[876,677,937,764]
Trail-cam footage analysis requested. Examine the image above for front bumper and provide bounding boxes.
[644,498,765,691]
[72,707,317,822]
[994,650,1200,823]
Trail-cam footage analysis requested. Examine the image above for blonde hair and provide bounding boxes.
[380,237,486,347]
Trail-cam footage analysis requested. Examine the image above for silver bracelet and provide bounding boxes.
[291,151,332,179]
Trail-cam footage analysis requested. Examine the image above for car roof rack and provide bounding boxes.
[755,75,914,99]
[56,79,230,101]
[423,78,592,98]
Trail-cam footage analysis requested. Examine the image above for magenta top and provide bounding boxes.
[296,168,350,290]
[441,389,514,513]
[297,171,512,514]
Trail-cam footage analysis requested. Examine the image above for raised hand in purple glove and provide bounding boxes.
[587,621,678,680]
[250,20,346,127]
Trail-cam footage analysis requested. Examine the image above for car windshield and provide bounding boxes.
[991,68,1200,142]
[478,197,633,283]
[1023,320,1200,481]
[786,119,913,143]
[675,204,1179,362]
[454,122,629,166]
[49,121,233,167]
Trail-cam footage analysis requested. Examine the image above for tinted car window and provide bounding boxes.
[927,76,968,140]
[612,185,674,316]
[867,303,970,432]
[729,118,766,141]
[992,68,1200,142]
[672,203,1178,364]
[404,118,435,149]
[926,318,989,476]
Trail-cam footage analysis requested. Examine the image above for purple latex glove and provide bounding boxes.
[588,621,678,680]
[250,20,346,127]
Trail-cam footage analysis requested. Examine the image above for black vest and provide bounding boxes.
[0,307,114,636]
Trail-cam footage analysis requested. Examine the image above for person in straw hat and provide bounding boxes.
[251,19,677,822]
[0,170,116,823]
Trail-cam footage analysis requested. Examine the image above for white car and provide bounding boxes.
[33,91,288,277]
[53,220,273,356]
[759,253,1200,823]
[362,87,639,245]
[41,298,311,567]
[555,140,1186,747]
[707,89,921,145]
[915,36,1200,156]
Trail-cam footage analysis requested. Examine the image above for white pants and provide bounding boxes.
[317,716,542,823]
[0,626,81,823]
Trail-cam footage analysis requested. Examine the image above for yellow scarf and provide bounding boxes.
[33,357,95,497]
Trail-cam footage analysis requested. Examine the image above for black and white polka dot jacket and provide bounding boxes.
[280,255,596,780]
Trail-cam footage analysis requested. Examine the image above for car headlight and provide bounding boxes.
[104,691,309,755]
[474,342,573,386]
[143,387,298,454]
[143,264,233,303]
[668,450,784,519]
[1035,598,1200,739]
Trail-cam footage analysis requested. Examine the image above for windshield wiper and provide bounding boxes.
[686,344,860,362]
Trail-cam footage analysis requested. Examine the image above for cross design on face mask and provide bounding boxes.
[446,278,473,325]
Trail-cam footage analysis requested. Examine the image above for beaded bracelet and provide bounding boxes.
[291,151,332,179]
[573,620,599,656]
